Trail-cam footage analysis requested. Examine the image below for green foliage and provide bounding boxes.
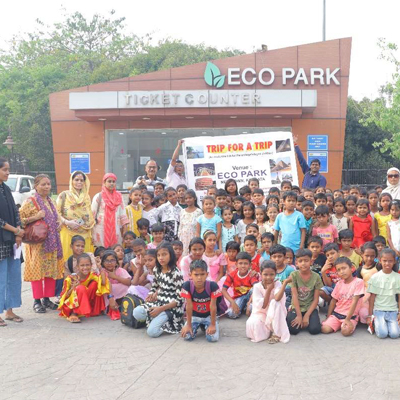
[361,39,400,160]
[344,97,397,169]
[0,10,242,171]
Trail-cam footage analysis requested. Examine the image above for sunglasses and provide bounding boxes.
[388,174,400,178]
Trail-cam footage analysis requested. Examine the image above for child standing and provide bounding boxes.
[374,193,392,242]
[225,241,240,274]
[312,205,339,247]
[133,243,184,338]
[147,223,165,250]
[155,187,181,242]
[126,187,142,237]
[286,249,323,335]
[368,190,379,217]
[246,261,290,343]
[270,245,295,282]
[181,259,221,342]
[367,249,400,339]
[387,200,400,257]
[232,195,245,224]
[214,189,228,217]
[177,189,202,256]
[255,206,268,235]
[236,201,256,244]
[176,184,188,209]
[350,199,376,249]
[221,206,238,253]
[332,198,350,233]
[265,204,279,234]
[203,230,227,283]
[260,232,274,261]
[179,238,205,282]
[222,252,258,319]
[344,195,357,219]
[58,254,110,323]
[243,235,262,273]
[122,231,137,269]
[339,229,362,268]
[274,191,306,253]
[141,191,157,227]
[307,236,326,274]
[196,196,222,245]
[321,257,365,336]
[137,218,152,245]
[252,189,265,208]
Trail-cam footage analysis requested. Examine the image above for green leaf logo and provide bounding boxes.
[204,62,225,88]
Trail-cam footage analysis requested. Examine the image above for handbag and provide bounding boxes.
[23,197,49,244]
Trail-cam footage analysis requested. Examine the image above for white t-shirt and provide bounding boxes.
[166,164,187,189]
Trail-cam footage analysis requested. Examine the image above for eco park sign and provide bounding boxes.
[203,61,340,88]
[70,62,339,110]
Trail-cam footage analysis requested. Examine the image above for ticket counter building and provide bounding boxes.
[49,37,351,195]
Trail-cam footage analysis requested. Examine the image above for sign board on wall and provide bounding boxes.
[307,151,328,173]
[307,135,328,151]
[70,153,90,174]
[183,132,299,199]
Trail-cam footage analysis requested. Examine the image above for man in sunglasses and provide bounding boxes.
[382,168,400,200]
[293,135,327,189]
[135,159,165,192]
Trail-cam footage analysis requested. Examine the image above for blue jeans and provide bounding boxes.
[184,316,219,342]
[227,290,252,319]
[0,256,22,313]
[133,305,169,338]
[374,310,400,339]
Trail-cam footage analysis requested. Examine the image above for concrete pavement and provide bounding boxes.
[1,280,400,400]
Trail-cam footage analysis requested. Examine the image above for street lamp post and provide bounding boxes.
[3,134,16,171]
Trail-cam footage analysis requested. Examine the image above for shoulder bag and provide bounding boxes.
[23,197,49,244]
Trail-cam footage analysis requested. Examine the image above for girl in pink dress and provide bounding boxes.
[101,250,131,309]
[128,249,156,300]
[246,261,290,344]
[202,230,227,283]
[179,237,205,281]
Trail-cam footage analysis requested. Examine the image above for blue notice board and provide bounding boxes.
[307,135,328,151]
[307,151,328,173]
[70,153,90,174]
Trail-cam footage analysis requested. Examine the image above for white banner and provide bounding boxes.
[183,131,299,200]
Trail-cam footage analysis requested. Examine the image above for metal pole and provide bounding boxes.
[323,0,326,41]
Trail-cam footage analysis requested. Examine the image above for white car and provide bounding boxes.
[6,174,35,208]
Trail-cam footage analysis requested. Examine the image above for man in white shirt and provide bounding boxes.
[166,139,187,189]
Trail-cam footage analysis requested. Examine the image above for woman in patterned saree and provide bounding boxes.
[57,171,95,259]
[20,174,64,313]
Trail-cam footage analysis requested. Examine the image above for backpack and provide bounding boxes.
[120,294,146,328]
[189,280,228,316]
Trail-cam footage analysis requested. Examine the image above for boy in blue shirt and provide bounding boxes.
[274,191,306,252]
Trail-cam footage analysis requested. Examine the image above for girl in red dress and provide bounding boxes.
[349,199,377,250]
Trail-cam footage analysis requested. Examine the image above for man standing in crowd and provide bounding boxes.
[166,140,187,189]
[293,135,327,189]
[135,159,165,191]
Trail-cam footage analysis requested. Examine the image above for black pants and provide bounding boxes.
[286,309,321,335]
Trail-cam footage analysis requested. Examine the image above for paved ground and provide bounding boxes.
[2,281,400,400]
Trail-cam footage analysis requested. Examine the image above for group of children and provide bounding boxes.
[58,178,400,344]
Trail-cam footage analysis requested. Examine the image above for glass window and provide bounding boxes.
[20,178,29,189]
[106,127,291,190]
[6,177,17,191]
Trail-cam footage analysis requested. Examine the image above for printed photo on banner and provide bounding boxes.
[182,131,299,199]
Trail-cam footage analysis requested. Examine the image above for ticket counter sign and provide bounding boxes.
[183,131,298,199]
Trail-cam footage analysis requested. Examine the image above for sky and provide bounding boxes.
[1,0,399,100]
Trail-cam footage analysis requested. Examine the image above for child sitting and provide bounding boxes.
[133,243,184,338]
[246,260,290,344]
[367,249,400,339]
[58,254,110,323]
[64,235,98,278]
[286,249,323,335]
[302,200,315,244]
[339,229,362,268]
[225,241,240,274]
[111,244,125,269]
[322,257,365,336]
[260,232,274,261]
[307,236,326,274]
[285,248,295,269]
[128,249,156,300]
[147,223,165,249]
[373,236,386,255]
[243,235,262,273]
[320,243,341,303]
[137,218,152,245]
[172,240,183,266]
[274,191,306,253]
[312,205,338,247]
[222,252,258,319]
[130,238,147,277]
[101,250,131,308]
[181,260,222,342]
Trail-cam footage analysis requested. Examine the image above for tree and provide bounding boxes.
[0,10,242,171]
[361,39,400,159]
